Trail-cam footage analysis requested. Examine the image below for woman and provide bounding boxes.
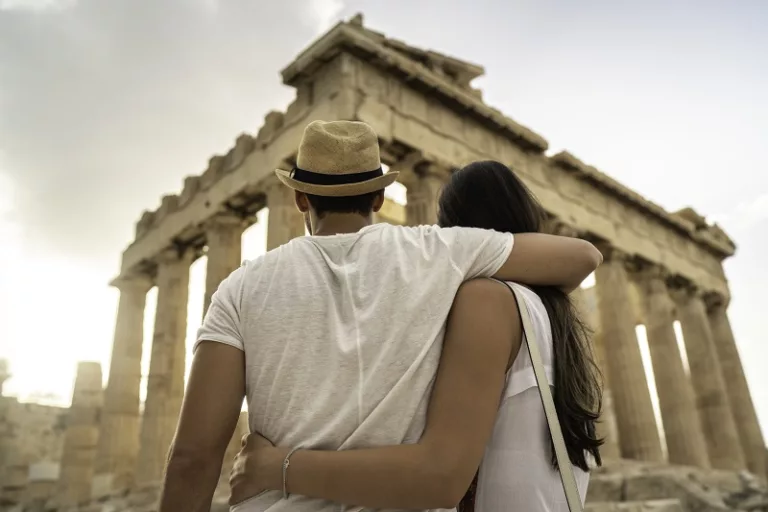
[231,160,603,511]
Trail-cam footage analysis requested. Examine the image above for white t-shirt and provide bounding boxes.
[475,283,589,512]
[196,223,514,512]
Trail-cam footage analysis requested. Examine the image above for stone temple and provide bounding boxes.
[1,13,766,512]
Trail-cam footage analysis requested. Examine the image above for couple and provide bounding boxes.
[160,120,603,512]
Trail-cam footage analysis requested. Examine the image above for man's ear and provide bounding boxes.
[295,190,310,213]
[372,190,385,213]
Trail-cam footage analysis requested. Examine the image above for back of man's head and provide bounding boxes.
[305,190,384,218]
[273,120,398,224]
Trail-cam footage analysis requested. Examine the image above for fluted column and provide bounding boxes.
[404,163,447,226]
[57,362,103,506]
[135,249,192,486]
[555,223,621,459]
[634,265,709,467]
[266,179,305,250]
[94,273,152,491]
[705,293,764,476]
[595,247,663,461]
[573,286,621,460]
[672,284,746,470]
[204,214,246,314]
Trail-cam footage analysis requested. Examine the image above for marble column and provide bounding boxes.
[555,224,621,460]
[404,164,447,226]
[572,286,621,460]
[204,214,246,315]
[57,362,103,506]
[706,294,765,476]
[135,249,192,486]
[94,274,152,492]
[595,248,663,461]
[266,179,305,250]
[634,266,709,467]
[672,284,746,470]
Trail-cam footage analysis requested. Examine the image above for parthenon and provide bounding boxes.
[1,12,765,511]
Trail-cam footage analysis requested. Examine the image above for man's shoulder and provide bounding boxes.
[224,256,264,288]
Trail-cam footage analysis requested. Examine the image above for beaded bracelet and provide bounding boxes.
[282,446,303,499]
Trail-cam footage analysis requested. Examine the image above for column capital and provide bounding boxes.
[550,220,582,238]
[399,157,451,187]
[414,160,452,180]
[155,247,193,267]
[668,278,703,304]
[704,290,731,311]
[203,212,247,232]
[630,262,671,295]
[595,243,629,264]
[109,273,153,294]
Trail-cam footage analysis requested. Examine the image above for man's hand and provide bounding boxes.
[229,433,286,506]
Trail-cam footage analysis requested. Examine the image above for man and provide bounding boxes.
[160,120,601,511]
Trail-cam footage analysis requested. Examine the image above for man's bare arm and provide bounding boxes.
[494,233,602,292]
[231,279,520,509]
[159,341,245,512]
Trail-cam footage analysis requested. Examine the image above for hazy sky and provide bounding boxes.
[1,0,766,443]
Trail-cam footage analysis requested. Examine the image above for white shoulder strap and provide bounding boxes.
[503,282,584,512]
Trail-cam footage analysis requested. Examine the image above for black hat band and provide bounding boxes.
[290,167,383,186]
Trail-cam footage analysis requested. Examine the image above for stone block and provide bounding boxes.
[623,470,731,511]
[586,500,684,512]
[179,176,200,207]
[134,211,154,239]
[588,472,625,502]
[201,155,226,190]
[227,134,255,170]
[255,111,285,146]
[155,195,179,222]
[90,473,114,500]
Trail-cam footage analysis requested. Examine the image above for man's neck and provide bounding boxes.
[312,213,372,237]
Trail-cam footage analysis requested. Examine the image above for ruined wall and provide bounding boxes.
[0,396,67,503]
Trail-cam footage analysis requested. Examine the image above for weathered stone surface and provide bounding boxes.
[595,249,663,462]
[586,500,685,512]
[633,265,708,468]
[574,286,621,460]
[586,461,768,512]
[95,275,152,492]
[672,286,746,471]
[134,250,192,486]
[203,214,246,315]
[265,177,305,250]
[706,298,766,478]
[588,472,625,502]
[56,363,103,508]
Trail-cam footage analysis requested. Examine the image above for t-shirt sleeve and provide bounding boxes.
[435,226,515,279]
[194,263,247,353]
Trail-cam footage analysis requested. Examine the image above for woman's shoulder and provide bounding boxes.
[459,278,520,305]
[501,282,545,307]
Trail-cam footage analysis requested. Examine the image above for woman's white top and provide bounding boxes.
[474,283,590,512]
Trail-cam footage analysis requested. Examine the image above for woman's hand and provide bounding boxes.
[229,432,285,506]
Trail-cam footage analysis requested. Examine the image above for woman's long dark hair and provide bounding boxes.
[437,161,603,512]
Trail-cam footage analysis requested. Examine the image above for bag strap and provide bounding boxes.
[498,280,583,512]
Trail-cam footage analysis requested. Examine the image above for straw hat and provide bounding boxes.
[275,120,399,197]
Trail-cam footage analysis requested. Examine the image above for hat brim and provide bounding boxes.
[274,169,400,197]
